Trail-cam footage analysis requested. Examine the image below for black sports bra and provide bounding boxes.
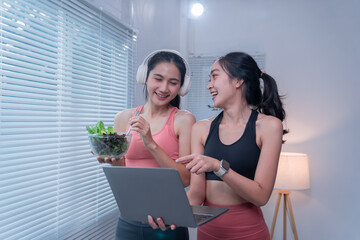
[204,110,260,181]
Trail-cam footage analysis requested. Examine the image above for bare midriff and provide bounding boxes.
[206,180,248,205]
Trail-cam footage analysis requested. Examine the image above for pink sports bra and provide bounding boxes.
[124,105,179,168]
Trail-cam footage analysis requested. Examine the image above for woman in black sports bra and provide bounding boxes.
[177,52,287,240]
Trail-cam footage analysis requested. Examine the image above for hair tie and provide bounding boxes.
[260,72,263,78]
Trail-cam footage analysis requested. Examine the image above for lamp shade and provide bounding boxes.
[274,152,310,190]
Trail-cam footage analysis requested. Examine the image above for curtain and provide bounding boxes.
[0,0,137,239]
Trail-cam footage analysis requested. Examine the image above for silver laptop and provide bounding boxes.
[102,166,228,228]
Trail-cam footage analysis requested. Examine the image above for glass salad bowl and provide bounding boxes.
[88,132,132,159]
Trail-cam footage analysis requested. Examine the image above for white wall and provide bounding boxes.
[188,1,360,239]
[85,0,360,239]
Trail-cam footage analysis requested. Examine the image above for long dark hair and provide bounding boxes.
[144,51,186,108]
[218,52,288,134]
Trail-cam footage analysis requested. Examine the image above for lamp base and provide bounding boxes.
[270,190,299,240]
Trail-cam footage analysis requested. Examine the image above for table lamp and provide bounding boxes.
[270,152,310,240]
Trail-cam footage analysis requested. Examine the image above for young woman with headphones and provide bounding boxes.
[98,50,195,240]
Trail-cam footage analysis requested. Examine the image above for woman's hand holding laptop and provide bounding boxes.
[147,215,176,231]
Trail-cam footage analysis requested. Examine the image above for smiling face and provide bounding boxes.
[207,61,241,108]
[146,61,181,106]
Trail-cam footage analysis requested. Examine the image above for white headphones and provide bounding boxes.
[136,49,191,96]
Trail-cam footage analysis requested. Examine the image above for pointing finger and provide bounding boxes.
[176,154,194,163]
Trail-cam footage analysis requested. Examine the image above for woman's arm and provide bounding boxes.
[180,120,209,205]
[174,110,196,186]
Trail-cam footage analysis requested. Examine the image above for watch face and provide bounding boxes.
[222,160,230,170]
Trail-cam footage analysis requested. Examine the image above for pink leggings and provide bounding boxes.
[197,201,270,240]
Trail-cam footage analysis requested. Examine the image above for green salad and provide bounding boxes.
[87,121,131,159]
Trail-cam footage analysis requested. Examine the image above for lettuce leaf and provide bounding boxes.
[86,121,114,135]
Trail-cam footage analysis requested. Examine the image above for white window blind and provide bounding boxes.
[187,53,265,121]
[0,0,137,239]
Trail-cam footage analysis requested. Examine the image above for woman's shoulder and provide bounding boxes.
[173,110,195,137]
[189,116,216,144]
[193,115,216,131]
[256,113,283,133]
[114,108,136,131]
[115,108,135,120]
[174,109,196,125]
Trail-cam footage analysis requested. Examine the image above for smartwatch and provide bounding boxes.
[214,159,230,177]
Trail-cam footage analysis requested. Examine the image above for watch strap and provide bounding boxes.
[214,159,229,177]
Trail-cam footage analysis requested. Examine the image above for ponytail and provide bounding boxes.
[258,72,288,136]
[258,72,286,121]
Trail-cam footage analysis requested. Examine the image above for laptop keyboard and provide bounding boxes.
[193,213,213,224]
